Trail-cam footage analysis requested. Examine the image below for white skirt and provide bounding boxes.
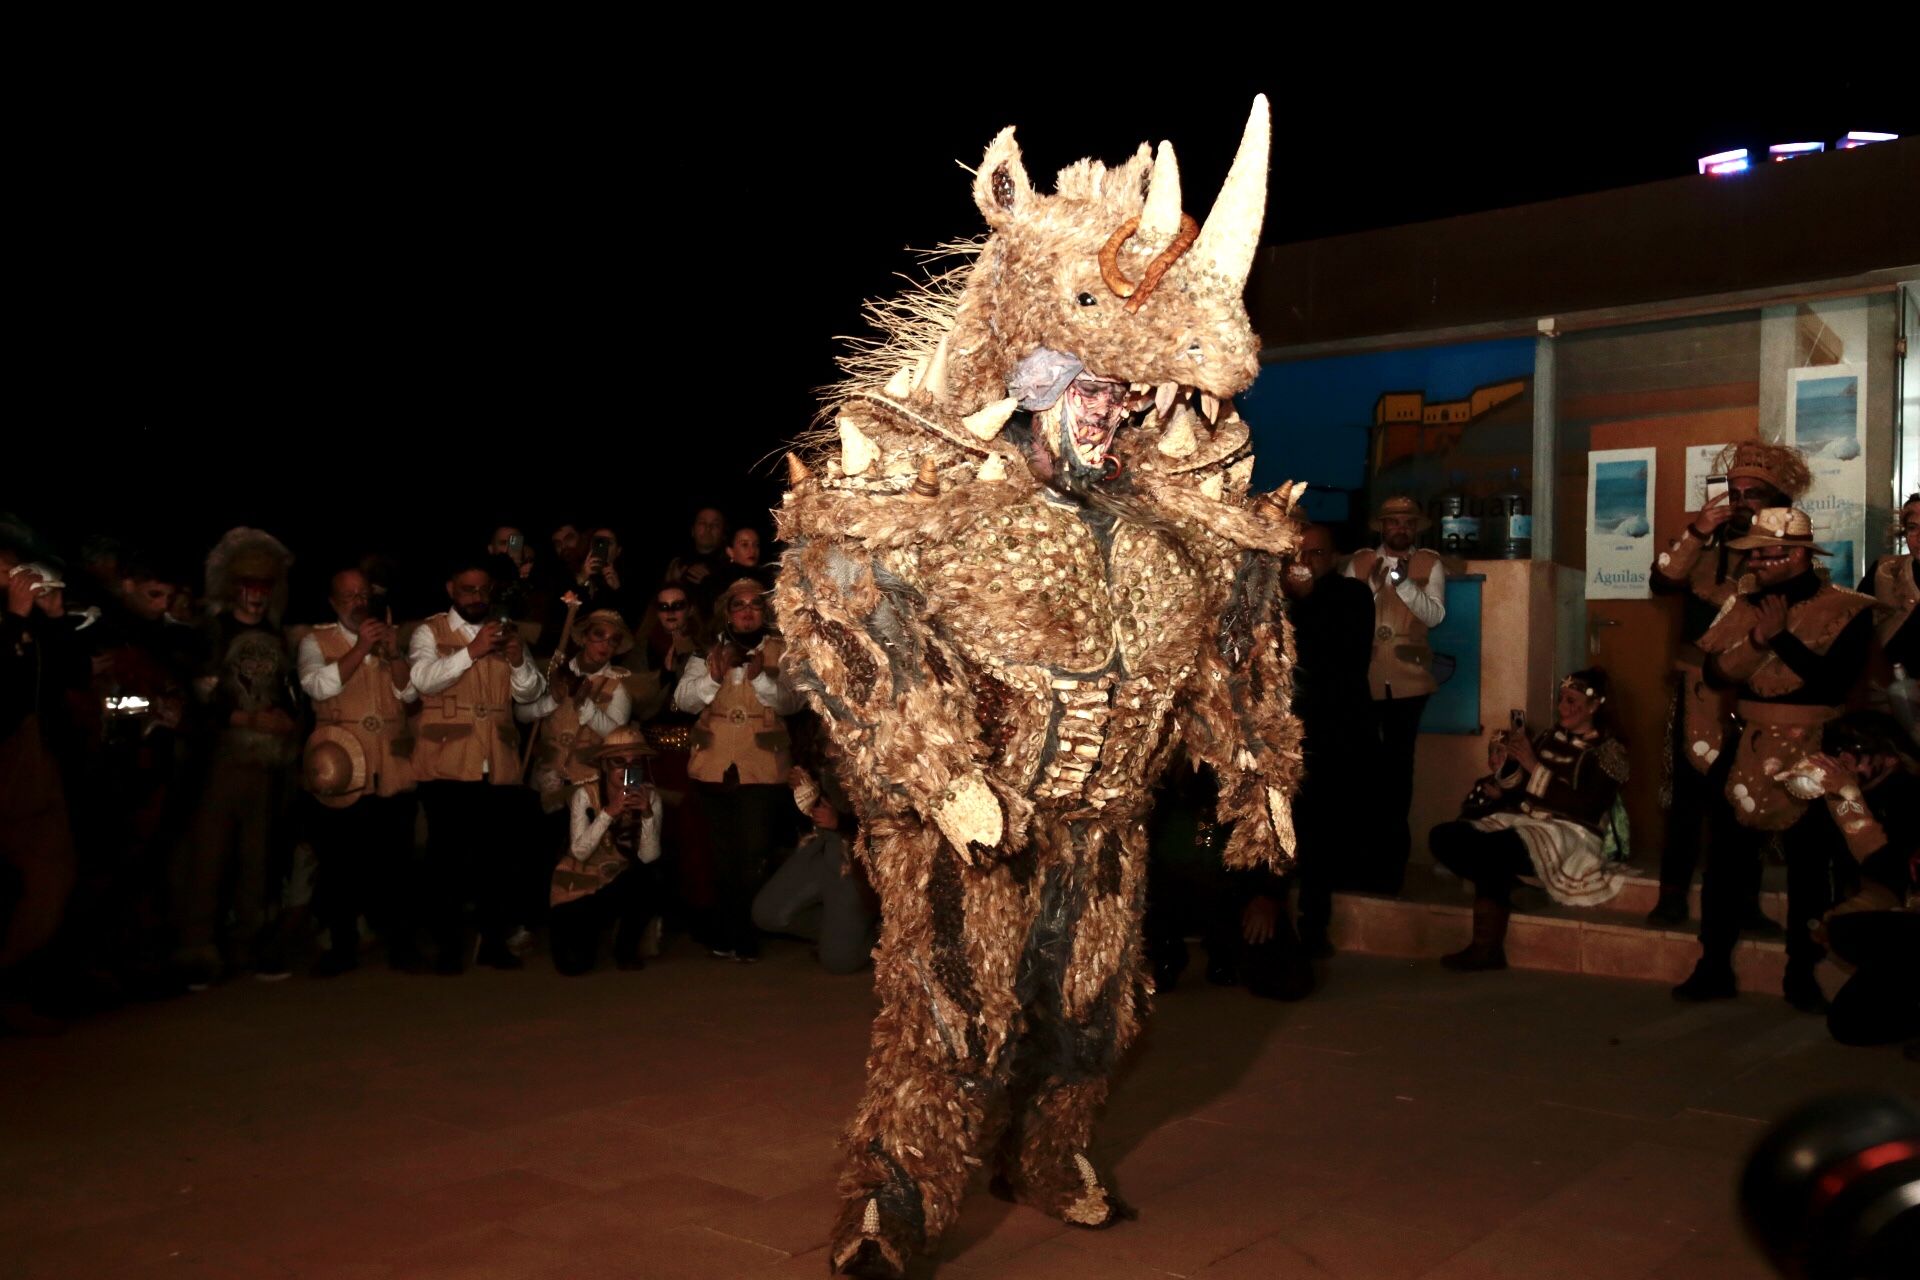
[1468,809,1623,908]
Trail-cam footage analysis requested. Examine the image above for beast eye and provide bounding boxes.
[1076,292,1098,307]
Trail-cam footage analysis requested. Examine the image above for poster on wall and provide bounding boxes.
[1787,364,1867,591]
[1586,447,1657,599]
[1685,442,1738,512]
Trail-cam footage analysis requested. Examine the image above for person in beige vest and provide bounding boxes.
[296,567,421,976]
[1675,508,1875,1012]
[1646,440,1809,926]
[1343,495,1446,894]
[406,556,548,973]
[673,576,801,960]
[519,608,635,813]
[1860,492,1919,699]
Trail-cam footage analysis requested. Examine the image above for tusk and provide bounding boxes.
[884,364,917,399]
[976,452,1008,482]
[1138,140,1184,245]
[912,457,941,497]
[838,417,878,476]
[962,396,1018,442]
[920,335,951,400]
[786,452,811,486]
[1199,471,1225,501]
[1190,94,1270,293]
[1155,381,1180,421]
[1155,406,1201,458]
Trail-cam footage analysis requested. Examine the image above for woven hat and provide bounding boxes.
[1716,442,1812,501]
[1727,507,1831,554]
[570,608,635,656]
[586,723,656,761]
[304,725,369,809]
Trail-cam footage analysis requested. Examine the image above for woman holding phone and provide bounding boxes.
[1428,668,1630,971]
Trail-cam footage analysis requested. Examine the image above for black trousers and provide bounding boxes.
[694,781,787,958]
[415,781,523,956]
[1825,912,1920,1046]
[550,864,659,975]
[1659,743,1717,896]
[1429,821,1531,905]
[1700,796,1841,975]
[1369,694,1429,894]
[308,792,417,957]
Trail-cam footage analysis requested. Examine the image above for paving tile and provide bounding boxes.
[1198,1207,1467,1278]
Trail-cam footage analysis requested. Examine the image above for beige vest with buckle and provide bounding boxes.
[688,638,792,786]
[410,613,523,785]
[1350,548,1441,700]
[530,665,629,810]
[308,623,415,798]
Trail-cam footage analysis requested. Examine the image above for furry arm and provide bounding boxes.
[773,536,1031,862]
[1176,551,1302,874]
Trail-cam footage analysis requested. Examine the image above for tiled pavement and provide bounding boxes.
[3,944,1913,1279]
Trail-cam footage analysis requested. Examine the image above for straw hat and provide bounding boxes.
[1726,507,1831,554]
[570,608,635,656]
[303,725,369,809]
[585,723,656,761]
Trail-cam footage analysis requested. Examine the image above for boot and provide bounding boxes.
[1441,898,1509,971]
[1782,964,1829,1015]
[1645,888,1690,927]
[1672,957,1738,1001]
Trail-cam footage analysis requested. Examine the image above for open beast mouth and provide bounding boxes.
[1062,375,1227,474]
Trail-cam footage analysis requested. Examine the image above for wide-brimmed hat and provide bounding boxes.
[1369,495,1431,532]
[571,608,634,656]
[586,723,656,761]
[304,725,369,809]
[1727,507,1832,554]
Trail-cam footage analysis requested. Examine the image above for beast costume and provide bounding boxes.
[770,99,1304,1276]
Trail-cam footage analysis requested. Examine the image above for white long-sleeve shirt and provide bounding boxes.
[569,783,661,864]
[408,612,547,703]
[674,646,803,717]
[1345,550,1447,629]
[515,656,631,732]
[297,620,420,704]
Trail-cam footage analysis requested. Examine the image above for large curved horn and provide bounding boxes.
[1138,140,1183,245]
[1191,95,1270,291]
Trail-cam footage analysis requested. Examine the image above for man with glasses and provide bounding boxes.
[1647,442,1811,927]
[407,557,548,972]
[296,567,420,975]
[1677,507,1874,1010]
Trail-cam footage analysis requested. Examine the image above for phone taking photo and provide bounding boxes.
[1509,708,1526,732]
[1704,474,1729,506]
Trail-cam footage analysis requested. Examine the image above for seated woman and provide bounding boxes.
[1429,668,1629,971]
[550,725,662,975]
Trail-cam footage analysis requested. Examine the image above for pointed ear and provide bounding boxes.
[972,127,1032,230]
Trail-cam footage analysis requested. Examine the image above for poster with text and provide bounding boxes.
[1685,442,1737,511]
[1787,365,1866,590]
[1587,447,1657,598]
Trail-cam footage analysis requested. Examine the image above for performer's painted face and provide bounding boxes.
[1747,546,1810,588]
[1726,480,1780,535]
[654,592,690,634]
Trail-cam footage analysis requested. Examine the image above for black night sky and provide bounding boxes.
[17,52,1908,615]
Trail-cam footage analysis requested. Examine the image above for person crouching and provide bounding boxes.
[550,725,662,975]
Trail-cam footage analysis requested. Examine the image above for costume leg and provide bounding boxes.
[993,822,1145,1227]
[831,821,1034,1275]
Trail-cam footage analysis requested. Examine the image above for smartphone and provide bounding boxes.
[622,763,647,788]
[1509,708,1526,731]
[506,532,525,554]
[591,535,612,561]
[1704,474,1729,506]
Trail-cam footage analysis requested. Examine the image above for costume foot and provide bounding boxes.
[993,1154,1137,1229]
[829,1196,915,1279]
[1672,962,1737,1002]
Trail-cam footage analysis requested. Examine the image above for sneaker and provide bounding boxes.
[505,927,535,958]
[252,966,293,983]
[710,948,738,961]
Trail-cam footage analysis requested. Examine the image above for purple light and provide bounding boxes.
[1768,141,1825,161]
[1698,148,1749,176]
[1837,131,1898,149]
